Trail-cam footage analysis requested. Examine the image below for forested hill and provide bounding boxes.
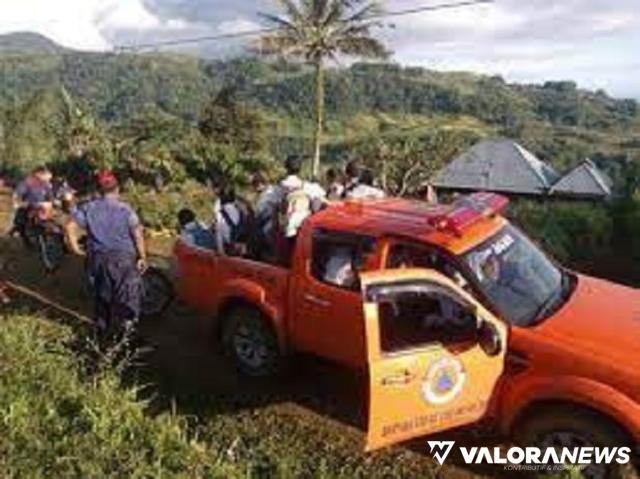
[1,32,637,127]
[0,32,64,54]
[1,32,639,177]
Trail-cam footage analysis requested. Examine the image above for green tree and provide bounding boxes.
[351,129,476,196]
[60,87,115,167]
[114,107,188,189]
[2,88,66,173]
[173,88,272,186]
[258,0,388,177]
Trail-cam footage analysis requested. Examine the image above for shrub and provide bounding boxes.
[0,314,239,478]
[509,200,613,264]
[124,180,213,232]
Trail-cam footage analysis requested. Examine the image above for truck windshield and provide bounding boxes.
[464,225,565,327]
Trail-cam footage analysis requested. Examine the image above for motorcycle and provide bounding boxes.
[13,195,175,318]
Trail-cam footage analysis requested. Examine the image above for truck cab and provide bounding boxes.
[174,193,640,469]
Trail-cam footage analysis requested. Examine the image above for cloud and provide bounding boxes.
[0,0,185,50]
[380,0,640,97]
[141,0,274,24]
[0,0,638,98]
[0,0,111,50]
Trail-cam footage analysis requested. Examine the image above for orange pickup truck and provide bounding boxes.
[174,193,639,466]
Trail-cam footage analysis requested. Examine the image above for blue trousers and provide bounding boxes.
[87,251,141,331]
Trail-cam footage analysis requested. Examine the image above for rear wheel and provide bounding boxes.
[514,406,638,479]
[221,306,282,377]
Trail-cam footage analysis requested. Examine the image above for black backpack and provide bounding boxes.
[220,201,251,243]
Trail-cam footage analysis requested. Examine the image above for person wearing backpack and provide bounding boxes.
[276,155,326,263]
[214,186,253,256]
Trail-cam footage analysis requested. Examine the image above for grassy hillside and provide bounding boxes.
[0,313,241,478]
[1,33,638,177]
[0,300,460,478]
[0,32,64,54]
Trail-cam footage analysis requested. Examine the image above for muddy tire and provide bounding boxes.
[38,231,66,273]
[514,405,638,479]
[221,306,282,378]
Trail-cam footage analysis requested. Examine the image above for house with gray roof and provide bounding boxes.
[431,139,560,196]
[432,139,612,200]
[550,159,613,199]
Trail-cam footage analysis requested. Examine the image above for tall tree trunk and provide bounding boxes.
[312,58,324,178]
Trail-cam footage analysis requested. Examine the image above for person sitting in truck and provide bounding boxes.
[214,186,253,256]
[346,169,386,200]
[323,245,357,288]
[178,208,215,250]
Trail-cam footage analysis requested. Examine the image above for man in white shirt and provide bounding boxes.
[346,169,386,200]
[214,187,250,255]
[323,246,356,288]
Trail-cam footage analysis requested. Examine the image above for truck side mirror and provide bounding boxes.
[477,320,502,357]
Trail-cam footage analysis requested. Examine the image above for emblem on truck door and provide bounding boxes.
[422,357,466,405]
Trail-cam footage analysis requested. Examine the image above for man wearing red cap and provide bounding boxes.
[65,170,147,338]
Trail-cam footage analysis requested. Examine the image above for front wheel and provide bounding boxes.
[38,230,66,273]
[515,406,638,479]
[140,267,175,319]
[221,306,283,378]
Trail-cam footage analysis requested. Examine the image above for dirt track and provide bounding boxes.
[0,187,512,479]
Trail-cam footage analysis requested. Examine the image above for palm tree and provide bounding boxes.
[258,0,388,177]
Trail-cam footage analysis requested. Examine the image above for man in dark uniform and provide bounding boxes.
[65,171,147,337]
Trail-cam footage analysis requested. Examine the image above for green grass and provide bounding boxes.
[0,311,443,479]
[0,313,239,478]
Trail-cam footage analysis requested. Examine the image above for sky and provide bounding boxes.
[0,0,638,99]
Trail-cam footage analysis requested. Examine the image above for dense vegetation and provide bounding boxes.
[0,311,447,478]
[0,32,638,283]
[0,313,239,477]
[1,33,638,177]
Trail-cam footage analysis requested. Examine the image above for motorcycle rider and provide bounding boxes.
[9,166,53,238]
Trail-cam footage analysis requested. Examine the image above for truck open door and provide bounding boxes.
[360,268,508,451]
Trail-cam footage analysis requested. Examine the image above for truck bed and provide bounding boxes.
[173,239,290,321]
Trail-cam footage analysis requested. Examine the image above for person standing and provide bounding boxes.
[251,172,280,260]
[65,171,147,338]
[213,186,253,256]
[325,167,345,201]
[279,156,326,235]
[342,160,362,199]
[346,169,386,200]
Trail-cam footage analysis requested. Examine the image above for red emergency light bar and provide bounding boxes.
[427,192,509,236]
